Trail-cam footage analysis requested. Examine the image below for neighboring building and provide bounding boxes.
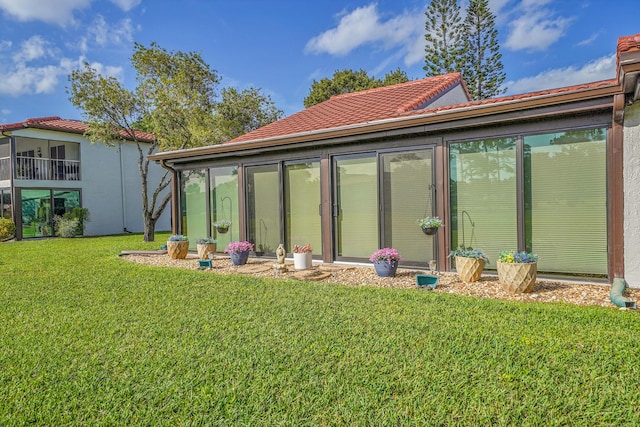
[150,34,640,286]
[0,116,171,239]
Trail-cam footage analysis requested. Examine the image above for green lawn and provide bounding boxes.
[1,234,640,426]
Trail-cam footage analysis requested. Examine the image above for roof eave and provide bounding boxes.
[150,83,621,162]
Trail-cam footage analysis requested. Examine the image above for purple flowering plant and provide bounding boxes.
[369,248,401,264]
[224,241,255,254]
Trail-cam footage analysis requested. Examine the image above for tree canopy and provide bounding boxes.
[424,0,506,100]
[213,87,283,142]
[68,42,221,241]
[423,0,465,77]
[303,68,409,108]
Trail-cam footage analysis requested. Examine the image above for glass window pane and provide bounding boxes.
[21,189,52,238]
[450,138,518,266]
[335,155,377,259]
[246,165,280,254]
[1,190,11,219]
[210,166,239,250]
[381,150,434,263]
[181,169,207,249]
[285,161,321,255]
[525,129,607,275]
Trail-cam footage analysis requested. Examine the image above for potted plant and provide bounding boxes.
[224,241,254,266]
[449,247,489,282]
[167,234,189,259]
[196,237,217,260]
[417,216,443,235]
[369,248,401,277]
[213,219,231,234]
[497,250,539,293]
[292,243,313,270]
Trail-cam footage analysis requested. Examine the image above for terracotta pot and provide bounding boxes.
[497,261,537,293]
[455,256,484,282]
[167,240,189,259]
[196,243,217,260]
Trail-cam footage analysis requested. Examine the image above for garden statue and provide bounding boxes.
[274,243,287,274]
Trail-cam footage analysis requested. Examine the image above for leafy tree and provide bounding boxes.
[381,67,410,86]
[461,0,506,99]
[304,68,410,108]
[423,0,465,77]
[68,42,220,242]
[213,87,284,142]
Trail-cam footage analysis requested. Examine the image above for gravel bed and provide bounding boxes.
[121,253,640,309]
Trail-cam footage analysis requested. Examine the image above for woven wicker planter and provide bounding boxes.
[455,256,485,282]
[497,261,537,293]
[167,241,189,259]
[196,243,217,260]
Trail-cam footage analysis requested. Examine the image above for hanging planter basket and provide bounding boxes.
[215,226,229,234]
[422,227,438,235]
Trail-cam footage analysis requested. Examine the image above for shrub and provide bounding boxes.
[0,217,16,240]
[168,234,189,242]
[54,216,80,238]
[63,207,90,235]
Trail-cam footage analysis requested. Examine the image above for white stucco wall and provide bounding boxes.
[12,128,171,237]
[624,102,640,288]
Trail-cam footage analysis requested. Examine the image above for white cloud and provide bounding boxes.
[12,35,52,63]
[88,15,134,46]
[0,0,91,25]
[109,0,141,11]
[505,54,616,94]
[504,2,572,51]
[305,3,424,66]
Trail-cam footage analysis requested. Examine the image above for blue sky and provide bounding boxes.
[0,0,637,124]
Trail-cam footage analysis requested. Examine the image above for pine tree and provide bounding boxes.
[423,0,465,77]
[461,0,506,100]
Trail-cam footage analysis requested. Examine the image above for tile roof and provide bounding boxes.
[400,78,618,117]
[230,73,465,143]
[0,116,155,143]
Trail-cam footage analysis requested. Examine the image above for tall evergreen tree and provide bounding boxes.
[423,0,465,77]
[462,0,506,100]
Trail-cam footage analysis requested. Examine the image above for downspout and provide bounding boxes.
[118,141,129,233]
[610,278,637,309]
[159,158,179,234]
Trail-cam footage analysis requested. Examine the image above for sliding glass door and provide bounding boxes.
[380,150,434,264]
[285,161,321,255]
[246,164,281,255]
[333,155,378,260]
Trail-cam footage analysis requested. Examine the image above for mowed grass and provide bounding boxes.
[1,234,640,426]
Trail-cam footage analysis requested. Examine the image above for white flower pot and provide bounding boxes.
[293,252,313,270]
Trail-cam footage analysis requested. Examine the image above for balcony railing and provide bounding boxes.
[11,156,81,181]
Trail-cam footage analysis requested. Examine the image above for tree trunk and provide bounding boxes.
[143,214,157,242]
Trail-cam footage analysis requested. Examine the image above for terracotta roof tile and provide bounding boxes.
[0,116,154,143]
[399,78,618,117]
[230,73,464,143]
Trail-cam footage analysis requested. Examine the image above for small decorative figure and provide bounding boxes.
[273,243,287,274]
[276,244,286,265]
